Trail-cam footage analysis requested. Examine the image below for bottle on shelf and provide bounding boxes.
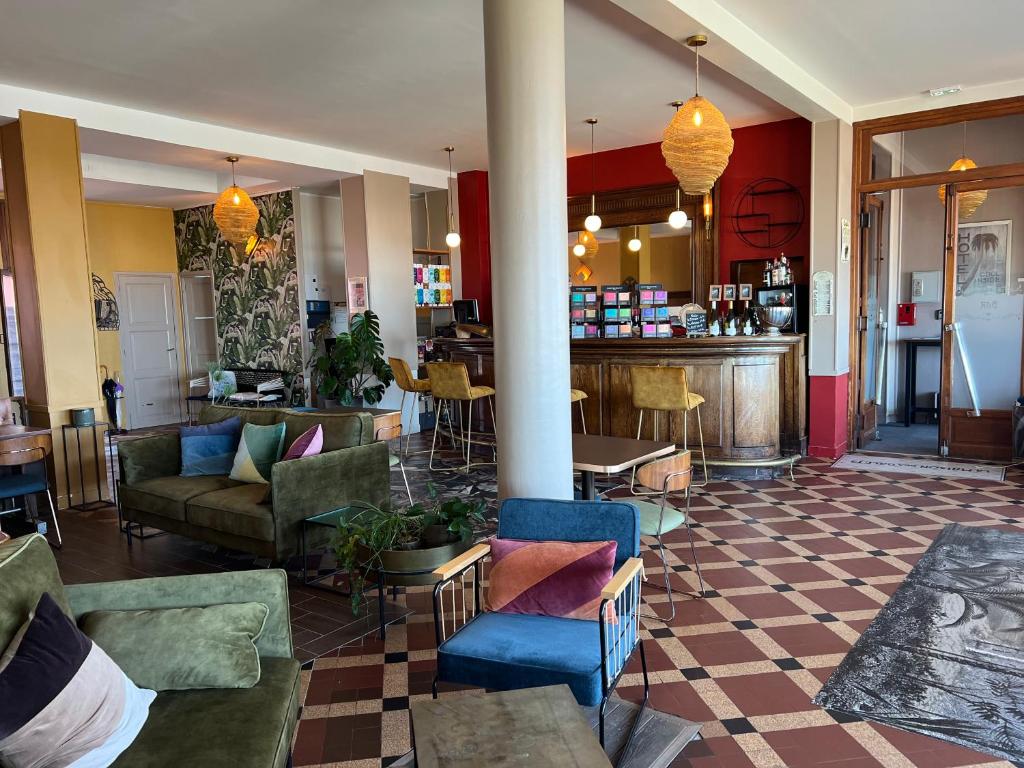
[707,301,721,337]
[763,260,773,288]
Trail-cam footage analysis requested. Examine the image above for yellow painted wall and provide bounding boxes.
[84,202,182,395]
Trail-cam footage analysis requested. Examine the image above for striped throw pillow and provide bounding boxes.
[0,593,156,767]
[486,538,618,621]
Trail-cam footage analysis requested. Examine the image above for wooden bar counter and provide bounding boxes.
[434,335,806,461]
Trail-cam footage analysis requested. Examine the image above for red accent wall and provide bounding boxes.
[717,118,812,284]
[456,170,492,324]
[808,374,850,459]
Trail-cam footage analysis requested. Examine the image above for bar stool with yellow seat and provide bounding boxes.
[389,357,432,457]
[632,449,705,621]
[426,362,496,472]
[570,388,588,434]
[629,365,708,491]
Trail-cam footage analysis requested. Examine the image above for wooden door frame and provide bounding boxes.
[855,195,885,446]
[848,95,1024,450]
[115,271,184,430]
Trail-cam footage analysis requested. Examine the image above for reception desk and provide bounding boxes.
[434,335,806,461]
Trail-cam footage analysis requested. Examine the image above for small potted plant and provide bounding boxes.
[334,494,483,615]
[311,310,395,407]
[420,483,487,547]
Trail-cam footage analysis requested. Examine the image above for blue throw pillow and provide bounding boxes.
[180,417,242,477]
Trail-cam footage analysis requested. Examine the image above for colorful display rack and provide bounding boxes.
[414,264,452,307]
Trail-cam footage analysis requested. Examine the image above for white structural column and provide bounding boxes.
[483,0,573,499]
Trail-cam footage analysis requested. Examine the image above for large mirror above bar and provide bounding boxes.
[566,183,715,307]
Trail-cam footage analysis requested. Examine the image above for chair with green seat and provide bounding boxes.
[631,450,705,621]
[629,365,708,492]
[389,356,432,457]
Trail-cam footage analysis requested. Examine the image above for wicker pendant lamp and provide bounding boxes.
[213,157,259,245]
[574,230,599,259]
[662,35,734,196]
[937,123,987,219]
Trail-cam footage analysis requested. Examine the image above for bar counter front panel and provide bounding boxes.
[434,336,806,461]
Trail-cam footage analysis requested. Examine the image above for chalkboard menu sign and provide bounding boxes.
[683,304,708,336]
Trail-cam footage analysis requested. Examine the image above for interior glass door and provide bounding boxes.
[940,180,1024,460]
[857,194,887,447]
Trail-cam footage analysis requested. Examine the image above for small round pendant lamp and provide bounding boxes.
[937,123,987,219]
[444,146,461,248]
[584,118,602,233]
[661,36,734,196]
[213,157,259,245]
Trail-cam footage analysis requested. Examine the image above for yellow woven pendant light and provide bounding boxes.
[213,157,259,245]
[661,36,734,195]
[937,124,987,219]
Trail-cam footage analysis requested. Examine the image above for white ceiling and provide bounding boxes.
[0,0,789,207]
[714,0,1024,111]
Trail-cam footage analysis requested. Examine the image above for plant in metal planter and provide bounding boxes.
[334,494,480,615]
[311,310,394,406]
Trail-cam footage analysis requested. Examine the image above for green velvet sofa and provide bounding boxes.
[0,533,299,767]
[117,405,391,561]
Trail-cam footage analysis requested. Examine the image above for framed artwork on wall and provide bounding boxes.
[722,284,737,301]
[347,276,368,312]
[956,220,1012,296]
[709,284,722,302]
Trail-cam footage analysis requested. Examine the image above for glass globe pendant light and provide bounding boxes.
[444,146,461,248]
[572,241,587,258]
[584,118,602,233]
[628,225,642,252]
[666,101,690,230]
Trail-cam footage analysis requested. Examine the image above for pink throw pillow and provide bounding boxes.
[486,538,617,621]
[282,424,323,461]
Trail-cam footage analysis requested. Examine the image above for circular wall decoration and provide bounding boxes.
[732,177,804,249]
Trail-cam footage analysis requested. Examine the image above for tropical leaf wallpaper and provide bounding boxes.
[174,191,303,385]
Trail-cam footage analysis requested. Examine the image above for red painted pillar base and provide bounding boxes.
[808,374,850,459]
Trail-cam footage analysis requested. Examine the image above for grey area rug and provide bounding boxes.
[831,453,1005,481]
[815,524,1024,764]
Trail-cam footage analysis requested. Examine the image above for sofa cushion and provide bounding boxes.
[119,433,181,486]
[199,404,285,428]
[80,602,269,691]
[283,411,371,451]
[111,656,300,768]
[229,423,286,484]
[187,485,276,542]
[120,476,243,523]
[0,535,70,652]
[437,611,616,707]
[180,417,241,477]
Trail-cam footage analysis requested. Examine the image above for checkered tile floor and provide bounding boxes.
[292,452,1024,768]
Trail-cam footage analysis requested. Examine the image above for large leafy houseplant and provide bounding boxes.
[312,310,394,406]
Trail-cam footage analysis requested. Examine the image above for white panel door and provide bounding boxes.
[117,273,183,429]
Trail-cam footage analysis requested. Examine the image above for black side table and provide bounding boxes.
[901,338,942,427]
[61,421,111,511]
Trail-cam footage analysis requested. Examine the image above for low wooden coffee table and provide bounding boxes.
[411,685,612,768]
[572,433,675,500]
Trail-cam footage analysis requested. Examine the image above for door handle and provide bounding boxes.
[166,348,175,352]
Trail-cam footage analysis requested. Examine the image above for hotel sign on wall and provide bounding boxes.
[956,220,1012,296]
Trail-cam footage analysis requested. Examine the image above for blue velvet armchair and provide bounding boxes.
[431,498,649,763]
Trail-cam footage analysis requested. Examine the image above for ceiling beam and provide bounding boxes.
[611,0,852,123]
[79,154,220,194]
[0,82,451,188]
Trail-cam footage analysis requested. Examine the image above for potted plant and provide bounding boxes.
[311,310,394,407]
[334,494,482,615]
[420,483,487,547]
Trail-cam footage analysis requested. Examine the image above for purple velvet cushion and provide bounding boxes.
[282,424,323,461]
[485,538,617,621]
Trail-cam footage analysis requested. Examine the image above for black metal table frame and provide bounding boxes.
[300,516,416,641]
[61,421,112,511]
[902,339,942,427]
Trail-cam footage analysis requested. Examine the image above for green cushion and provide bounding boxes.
[187,485,276,541]
[283,411,371,450]
[0,534,70,651]
[118,433,182,485]
[229,423,286,484]
[632,499,687,537]
[80,602,269,691]
[111,656,300,768]
[119,475,242,522]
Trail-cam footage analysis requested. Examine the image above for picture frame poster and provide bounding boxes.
[708,284,722,302]
[347,276,369,312]
[956,220,1012,296]
[738,283,753,301]
[722,284,737,301]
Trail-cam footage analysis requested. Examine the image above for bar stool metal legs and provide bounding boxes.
[45,489,62,549]
[428,397,496,472]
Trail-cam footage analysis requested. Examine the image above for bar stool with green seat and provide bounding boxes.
[632,449,704,621]
[389,357,432,456]
[629,365,708,491]
[570,388,588,434]
[426,362,496,472]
